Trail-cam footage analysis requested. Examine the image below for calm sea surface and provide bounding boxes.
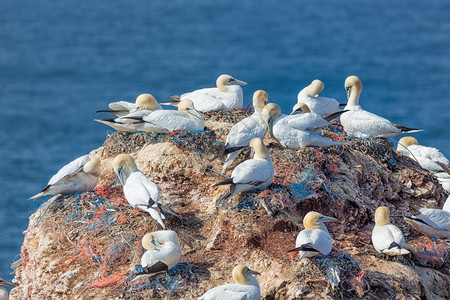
[1,0,449,282]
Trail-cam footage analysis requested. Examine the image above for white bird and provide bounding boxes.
[198,265,261,300]
[212,138,274,201]
[287,211,337,258]
[96,93,162,117]
[340,76,422,138]
[133,230,182,281]
[263,103,343,149]
[295,79,342,116]
[404,198,450,239]
[215,90,269,172]
[0,278,15,300]
[372,206,410,256]
[124,99,204,133]
[163,74,247,112]
[112,154,165,228]
[397,136,449,174]
[29,155,100,199]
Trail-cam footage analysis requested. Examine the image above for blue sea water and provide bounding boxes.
[1,0,449,284]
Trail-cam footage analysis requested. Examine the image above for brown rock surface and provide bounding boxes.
[10,113,450,299]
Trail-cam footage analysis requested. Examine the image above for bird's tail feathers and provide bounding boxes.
[436,161,450,175]
[323,110,348,122]
[394,124,423,133]
[161,97,181,106]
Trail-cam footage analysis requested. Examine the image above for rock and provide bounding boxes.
[10,113,450,299]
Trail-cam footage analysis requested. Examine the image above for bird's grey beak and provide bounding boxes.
[229,78,248,86]
[287,247,302,253]
[267,118,274,138]
[151,237,161,249]
[117,166,126,185]
[319,215,338,223]
[187,108,203,119]
[291,108,302,115]
[247,269,261,276]
[0,279,15,288]
[345,86,351,99]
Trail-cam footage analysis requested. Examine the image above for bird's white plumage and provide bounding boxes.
[199,265,260,300]
[444,196,450,212]
[141,231,181,273]
[170,75,247,112]
[297,94,340,117]
[341,76,420,138]
[105,94,162,117]
[113,154,165,228]
[137,109,204,133]
[405,206,450,239]
[434,172,450,193]
[398,144,449,173]
[0,288,8,300]
[286,112,330,133]
[271,113,342,149]
[108,101,136,115]
[123,171,165,228]
[47,155,89,185]
[231,158,274,194]
[30,155,100,199]
[371,224,407,255]
[199,282,260,300]
[222,112,267,172]
[181,86,243,112]
[295,228,333,257]
[340,107,405,138]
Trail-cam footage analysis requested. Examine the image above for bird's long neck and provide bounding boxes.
[253,145,270,160]
[346,87,361,108]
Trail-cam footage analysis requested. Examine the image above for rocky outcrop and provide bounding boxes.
[10,113,450,299]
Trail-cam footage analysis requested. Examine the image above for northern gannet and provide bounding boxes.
[295,79,342,116]
[397,136,449,173]
[212,137,274,200]
[372,206,410,256]
[0,278,15,300]
[125,99,204,133]
[163,74,247,112]
[263,103,343,149]
[112,154,165,228]
[340,76,422,138]
[96,93,162,117]
[404,197,450,239]
[216,90,269,172]
[198,265,261,300]
[287,211,337,258]
[29,155,100,199]
[133,230,181,281]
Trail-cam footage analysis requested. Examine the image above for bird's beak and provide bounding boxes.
[345,86,351,99]
[319,215,338,223]
[230,78,248,86]
[0,279,15,288]
[290,108,302,115]
[287,247,302,253]
[267,118,274,138]
[117,166,126,185]
[247,269,261,276]
[187,108,203,119]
